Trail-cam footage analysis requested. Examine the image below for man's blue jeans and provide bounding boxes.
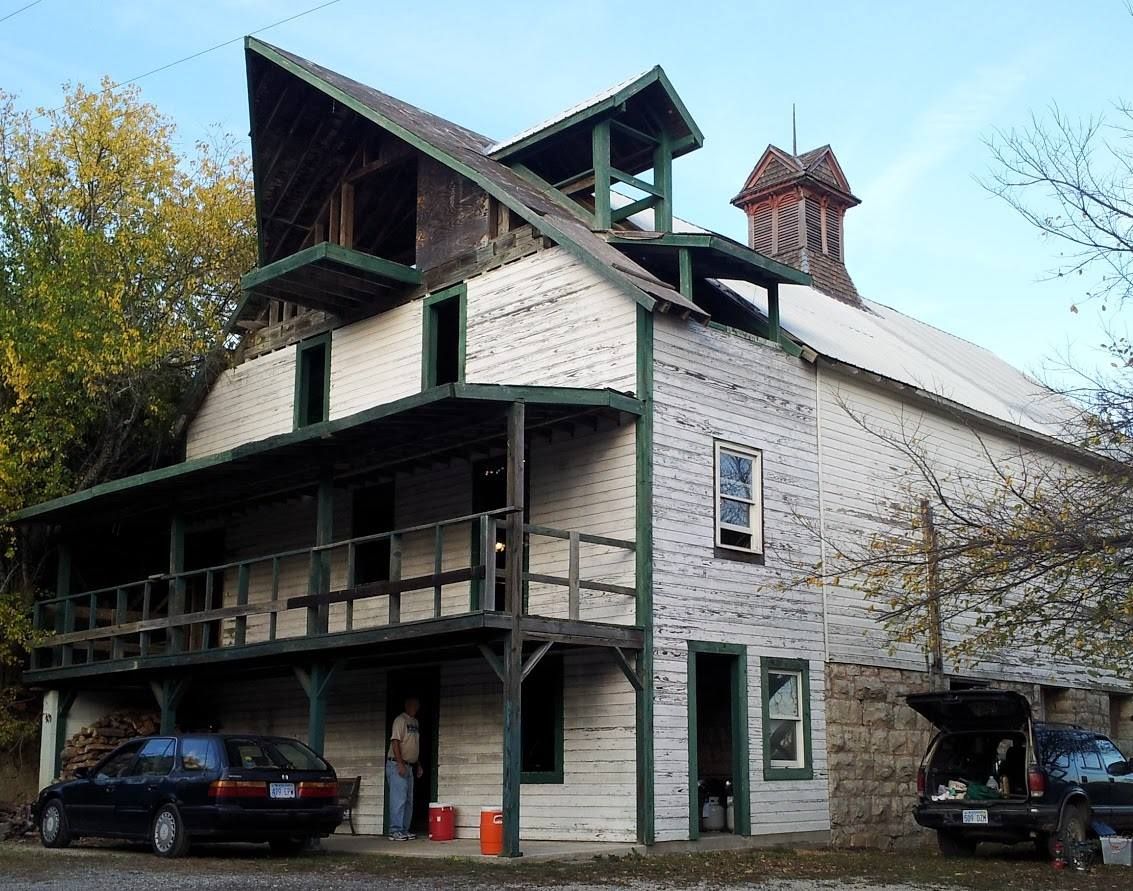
[386,760,414,835]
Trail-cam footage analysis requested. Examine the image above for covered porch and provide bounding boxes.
[21,383,649,856]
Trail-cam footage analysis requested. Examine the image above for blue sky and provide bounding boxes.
[1,0,1127,376]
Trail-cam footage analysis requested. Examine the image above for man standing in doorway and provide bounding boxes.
[387,695,423,841]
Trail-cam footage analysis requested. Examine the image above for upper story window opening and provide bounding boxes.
[714,441,763,555]
[422,284,467,388]
[295,333,331,429]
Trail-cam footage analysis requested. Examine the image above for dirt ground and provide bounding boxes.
[1,840,1131,890]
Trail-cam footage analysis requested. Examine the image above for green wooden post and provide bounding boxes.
[635,304,656,845]
[151,678,190,735]
[295,663,339,755]
[767,281,781,346]
[307,472,334,636]
[55,541,72,668]
[501,401,526,857]
[653,130,673,233]
[678,247,693,299]
[53,689,77,780]
[592,120,612,230]
[169,514,186,653]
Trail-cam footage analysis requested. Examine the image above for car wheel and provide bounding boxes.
[39,799,72,849]
[269,836,309,857]
[937,830,978,858]
[1055,803,1089,857]
[151,803,190,858]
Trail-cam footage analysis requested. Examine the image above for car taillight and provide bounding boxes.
[297,781,338,799]
[209,780,267,799]
[916,766,926,797]
[1027,767,1046,797]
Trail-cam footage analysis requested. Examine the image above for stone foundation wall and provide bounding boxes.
[824,662,1124,849]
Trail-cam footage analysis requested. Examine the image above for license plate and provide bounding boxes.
[962,809,988,824]
[269,783,296,800]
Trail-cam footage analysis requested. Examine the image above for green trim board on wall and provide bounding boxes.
[686,640,751,840]
[294,332,332,429]
[421,284,467,389]
[760,656,814,781]
[634,304,655,845]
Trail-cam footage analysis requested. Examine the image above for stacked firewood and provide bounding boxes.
[0,802,36,840]
[58,711,160,779]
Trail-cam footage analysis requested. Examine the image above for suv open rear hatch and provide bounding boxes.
[906,690,1031,732]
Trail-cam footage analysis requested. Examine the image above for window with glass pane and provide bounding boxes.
[715,442,763,553]
[767,671,804,769]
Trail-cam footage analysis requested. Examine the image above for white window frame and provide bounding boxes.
[766,669,805,770]
[714,441,764,554]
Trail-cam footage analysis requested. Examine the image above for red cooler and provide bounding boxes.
[428,802,455,841]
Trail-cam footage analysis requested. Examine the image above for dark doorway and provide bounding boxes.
[383,667,440,835]
[688,645,750,838]
[352,482,395,585]
[184,528,225,651]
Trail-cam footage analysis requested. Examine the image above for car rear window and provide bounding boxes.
[224,738,329,772]
[179,737,220,772]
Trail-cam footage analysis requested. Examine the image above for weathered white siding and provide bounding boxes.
[465,247,637,393]
[651,317,830,842]
[329,302,422,419]
[436,651,637,841]
[816,364,1114,688]
[186,346,297,460]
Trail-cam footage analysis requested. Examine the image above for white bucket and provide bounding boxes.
[1101,836,1132,867]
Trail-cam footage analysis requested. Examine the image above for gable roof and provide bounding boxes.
[732,143,860,207]
[487,65,704,161]
[246,39,706,320]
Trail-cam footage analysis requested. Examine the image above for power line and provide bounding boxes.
[0,0,45,25]
[32,0,345,119]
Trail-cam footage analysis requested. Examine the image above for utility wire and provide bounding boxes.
[0,0,45,25]
[32,0,345,119]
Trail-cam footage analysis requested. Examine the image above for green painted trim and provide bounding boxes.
[241,241,422,291]
[592,120,612,230]
[420,284,467,389]
[488,65,703,163]
[634,305,655,845]
[652,130,673,233]
[687,641,751,839]
[293,332,331,430]
[520,655,564,784]
[767,282,781,347]
[605,233,812,286]
[610,194,659,224]
[244,51,266,266]
[678,248,693,299]
[610,167,664,198]
[509,163,596,227]
[759,656,814,782]
[243,39,665,324]
[13,384,641,522]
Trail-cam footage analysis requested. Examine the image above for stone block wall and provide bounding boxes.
[824,663,1126,849]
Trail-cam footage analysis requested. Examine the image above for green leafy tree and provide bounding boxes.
[0,80,255,752]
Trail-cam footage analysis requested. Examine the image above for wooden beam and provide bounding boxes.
[168,515,186,653]
[592,120,612,230]
[521,640,554,682]
[339,181,355,249]
[477,643,505,683]
[678,247,693,298]
[150,678,190,734]
[653,130,674,233]
[610,194,659,224]
[501,401,525,858]
[53,689,77,780]
[295,661,340,754]
[611,646,644,691]
[767,281,781,345]
[307,472,334,637]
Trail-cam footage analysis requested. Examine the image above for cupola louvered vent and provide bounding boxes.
[751,203,773,254]
[805,199,822,252]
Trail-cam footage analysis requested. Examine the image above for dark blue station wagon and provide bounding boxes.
[36,734,343,857]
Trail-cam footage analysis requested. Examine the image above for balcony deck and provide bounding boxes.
[26,509,640,685]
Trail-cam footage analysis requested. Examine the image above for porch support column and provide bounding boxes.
[653,130,673,233]
[295,662,340,755]
[151,678,190,735]
[307,469,334,637]
[592,120,612,229]
[501,401,525,858]
[169,514,187,653]
[54,539,72,667]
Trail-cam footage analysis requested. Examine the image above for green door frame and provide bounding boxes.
[382,665,441,836]
[686,641,751,839]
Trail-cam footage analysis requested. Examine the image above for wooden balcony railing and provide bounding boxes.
[30,508,636,672]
